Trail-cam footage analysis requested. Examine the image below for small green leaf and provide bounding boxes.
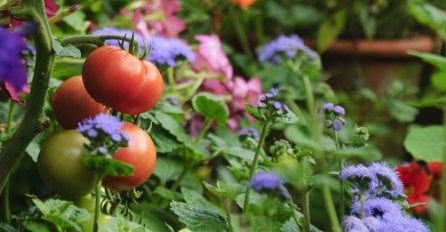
[192,93,229,125]
[99,215,152,232]
[432,71,446,91]
[52,38,81,58]
[153,157,183,185]
[404,125,445,161]
[275,111,298,124]
[32,199,90,232]
[408,51,446,71]
[245,104,265,121]
[83,155,133,176]
[316,9,346,52]
[170,201,228,232]
[388,100,419,123]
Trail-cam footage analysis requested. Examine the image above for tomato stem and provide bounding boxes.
[60,34,140,51]
[0,0,55,195]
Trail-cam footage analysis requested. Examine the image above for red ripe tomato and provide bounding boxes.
[82,46,164,115]
[102,122,157,191]
[51,76,107,129]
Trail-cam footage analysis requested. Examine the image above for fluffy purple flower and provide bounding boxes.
[77,113,128,142]
[92,27,145,50]
[352,198,403,220]
[369,162,404,197]
[257,34,318,64]
[342,216,369,232]
[147,35,195,67]
[250,171,290,199]
[334,105,345,115]
[273,101,282,110]
[0,27,27,92]
[340,164,377,194]
[380,215,430,232]
[362,216,381,232]
[332,119,344,131]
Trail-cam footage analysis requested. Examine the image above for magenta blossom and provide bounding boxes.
[128,0,185,38]
[227,76,262,112]
[192,34,233,81]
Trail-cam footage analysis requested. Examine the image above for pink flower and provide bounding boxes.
[131,0,186,38]
[227,76,262,112]
[192,34,233,81]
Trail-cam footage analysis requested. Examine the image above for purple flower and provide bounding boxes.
[250,171,290,199]
[380,215,430,232]
[98,146,108,154]
[239,127,259,139]
[362,216,381,231]
[147,35,195,67]
[342,216,369,232]
[334,105,345,115]
[273,101,282,110]
[332,119,344,131]
[369,162,404,197]
[77,113,128,143]
[351,198,403,220]
[340,164,377,194]
[323,103,334,111]
[257,34,318,64]
[0,27,27,92]
[92,27,145,50]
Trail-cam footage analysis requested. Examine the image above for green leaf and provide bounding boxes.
[149,126,179,153]
[52,38,81,58]
[281,218,301,232]
[432,71,446,91]
[192,93,229,125]
[153,157,183,185]
[408,0,446,41]
[62,11,87,32]
[404,125,445,162]
[83,155,133,176]
[170,201,228,232]
[181,187,224,214]
[99,215,151,232]
[32,199,90,232]
[332,146,382,160]
[275,111,299,124]
[408,51,446,71]
[316,9,347,52]
[203,181,245,201]
[245,104,265,121]
[387,100,419,123]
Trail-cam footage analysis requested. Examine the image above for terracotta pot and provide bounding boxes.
[305,35,436,96]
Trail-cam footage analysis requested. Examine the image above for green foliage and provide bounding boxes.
[192,92,229,125]
[170,202,229,232]
[51,38,81,58]
[404,125,445,162]
[32,199,90,232]
[83,155,133,176]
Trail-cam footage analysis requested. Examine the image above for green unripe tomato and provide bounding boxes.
[37,130,98,199]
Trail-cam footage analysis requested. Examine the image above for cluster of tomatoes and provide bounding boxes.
[37,45,163,200]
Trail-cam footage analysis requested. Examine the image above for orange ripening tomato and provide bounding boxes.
[82,46,164,114]
[51,76,107,129]
[232,0,256,10]
[102,122,157,191]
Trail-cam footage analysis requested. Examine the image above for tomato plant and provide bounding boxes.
[37,130,98,200]
[102,122,157,192]
[82,46,164,115]
[51,75,107,129]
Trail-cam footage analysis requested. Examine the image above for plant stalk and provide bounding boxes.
[243,119,271,211]
[0,0,55,195]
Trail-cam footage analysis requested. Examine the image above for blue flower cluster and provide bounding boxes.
[341,162,430,232]
[92,27,195,67]
[0,27,27,92]
[323,102,346,131]
[249,171,291,199]
[147,36,195,67]
[257,87,290,116]
[257,34,318,65]
[77,113,130,155]
[239,127,259,139]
